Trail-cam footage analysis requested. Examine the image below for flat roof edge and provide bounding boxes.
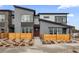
[38,13,69,15]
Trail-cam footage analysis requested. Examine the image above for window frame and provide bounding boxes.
[49,27,67,34]
[21,15,32,22]
[55,16,67,23]
[49,27,54,34]
[57,28,62,34]
[0,14,5,22]
[21,27,32,33]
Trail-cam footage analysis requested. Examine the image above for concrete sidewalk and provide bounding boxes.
[0,43,79,53]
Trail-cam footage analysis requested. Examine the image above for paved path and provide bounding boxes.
[0,43,79,53]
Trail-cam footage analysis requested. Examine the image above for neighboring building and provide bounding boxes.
[72,29,79,38]
[0,10,14,33]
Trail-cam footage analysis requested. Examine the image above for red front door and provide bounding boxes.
[34,26,40,37]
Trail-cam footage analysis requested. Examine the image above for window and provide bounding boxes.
[57,28,62,34]
[49,27,53,34]
[12,14,15,19]
[54,28,57,34]
[44,16,49,18]
[49,27,64,34]
[22,27,32,33]
[26,27,28,33]
[21,15,32,22]
[55,16,67,23]
[62,28,67,34]
[0,15,5,22]
[1,29,4,33]
[22,28,24,33]
[62,17,67,23]
[30,27,32,33]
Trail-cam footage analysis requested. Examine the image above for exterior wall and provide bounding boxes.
[39,14,67,24]
[12,11,15,25]
[34,16,39,24]
[0,11,12,32]
[40,21,69,35]
[14,8,34,33]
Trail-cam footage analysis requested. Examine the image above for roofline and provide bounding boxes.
[73,30,79,33]
[0,10,13,12]
[38,13,69,15]
[14,5,35,13]
[39,19,74,28]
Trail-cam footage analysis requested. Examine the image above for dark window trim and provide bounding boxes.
[55,16,67,23]
[48,27,67,34]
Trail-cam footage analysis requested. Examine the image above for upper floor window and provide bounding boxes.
[21,15,32,22]
[55,16,67,24]
[43,16,49,19]
[0,15,5,22]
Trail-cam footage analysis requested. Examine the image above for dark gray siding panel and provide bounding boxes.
[21,22,33,27]
[0,22,5,27]
[40,21,69,34]
[14,7,34,33]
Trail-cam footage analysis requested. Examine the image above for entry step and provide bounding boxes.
[34,37,42,46]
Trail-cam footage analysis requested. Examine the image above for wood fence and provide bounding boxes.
[0,33,33,40]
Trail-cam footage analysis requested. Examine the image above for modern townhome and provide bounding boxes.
[14,6,35,33]
[0,10,14,33]
[0,5,75,44]
[38,13,74,36]
[13,6,74,43]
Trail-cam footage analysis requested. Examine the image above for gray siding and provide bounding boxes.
[0,11,12,32]
[39,14,67,24]
[14,8,34,33]
[40,21,69,34]
[34,16,39,24]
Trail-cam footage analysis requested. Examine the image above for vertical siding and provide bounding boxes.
[0,11,12,32]
[40,21,69,35]
[39,14,67,24]
[14,8,34,33]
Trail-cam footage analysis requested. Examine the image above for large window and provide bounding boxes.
[49,27,66,34]
[21,15,32,22]
[0,15,5,22]
[55,16,67,23]
[49,27,57,34]
[22,27,32,33]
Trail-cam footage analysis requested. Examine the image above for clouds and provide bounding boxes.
[57,5,76,17]
[58,5,79,9]
[68,13,74,17]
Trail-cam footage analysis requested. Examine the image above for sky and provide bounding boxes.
[0,5,79,30]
